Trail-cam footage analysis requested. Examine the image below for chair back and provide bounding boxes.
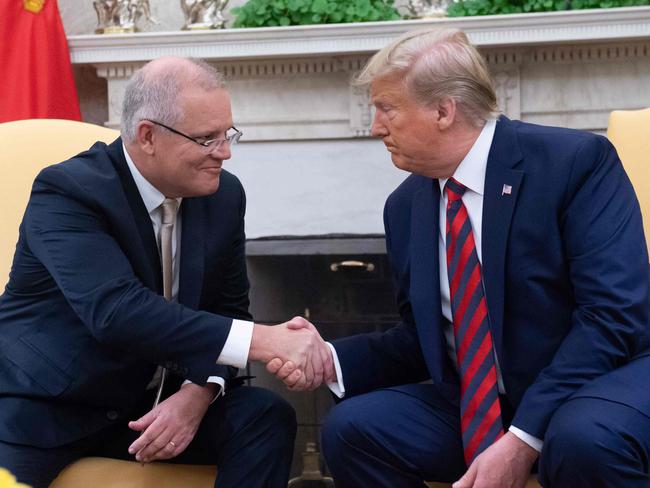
[0,119,119,286]
[607,108,650,256]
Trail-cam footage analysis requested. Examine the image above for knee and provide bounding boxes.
[321,400,368,461]
[255,387,297,432]
[540,399,626,483]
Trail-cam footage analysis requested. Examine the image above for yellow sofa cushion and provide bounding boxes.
[50,457,216,488]
[0,118,119,287]
[607,108,650,255]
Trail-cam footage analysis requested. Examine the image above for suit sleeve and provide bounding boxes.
[512,136,649,438]
[331,199,429,398]
[202,181,252,322]
[201,181,252,382]
[24,165,237,385]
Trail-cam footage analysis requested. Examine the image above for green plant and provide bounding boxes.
[447,0,649,17]
[232,0,401,27]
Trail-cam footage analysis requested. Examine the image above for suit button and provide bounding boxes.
[106,410,119,421]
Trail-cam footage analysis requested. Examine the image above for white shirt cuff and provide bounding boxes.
[182,376,225,404]
[509,425,543,452]
[216,319,253,369]
[325,342,346,398]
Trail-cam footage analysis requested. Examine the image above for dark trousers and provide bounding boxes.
[0,386,296,488]
[321,383,650,487]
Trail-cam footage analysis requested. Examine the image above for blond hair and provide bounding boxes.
[356,28,497,125]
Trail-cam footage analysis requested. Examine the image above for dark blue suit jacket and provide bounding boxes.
[334,117,650,439]
[0,138,251,447]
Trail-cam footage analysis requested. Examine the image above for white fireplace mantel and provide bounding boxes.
[69,7,650,63]
[69,7,650,139]
[67,8,650,239]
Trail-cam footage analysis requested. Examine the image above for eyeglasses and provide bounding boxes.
[147,120,242,151]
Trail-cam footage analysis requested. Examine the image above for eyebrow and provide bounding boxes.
[196,125,232,139]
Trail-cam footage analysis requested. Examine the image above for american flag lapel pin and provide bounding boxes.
[502,184,512,196]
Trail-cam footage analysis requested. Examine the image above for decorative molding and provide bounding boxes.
[493,69,521,119]
[483,49,523,66]
[68,7,650,64]
[349,84,373,137]
[95,63,145,129]
[95,63,144,79]
[527,42,650,64]
[215,56,369,79]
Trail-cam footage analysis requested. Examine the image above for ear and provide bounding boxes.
[135,120,156,156]
[435,97,457,131]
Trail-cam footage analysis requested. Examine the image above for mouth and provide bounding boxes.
[201,166,222,174]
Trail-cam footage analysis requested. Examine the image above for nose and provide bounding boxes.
[210,141,231,160]
[370,110,388,138]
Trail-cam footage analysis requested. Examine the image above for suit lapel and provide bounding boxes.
[108,140,162,294]
[178,197,205,309]
[410,178,447,384]
[481,117,524,361]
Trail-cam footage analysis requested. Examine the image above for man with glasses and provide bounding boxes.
[0,57,331,487]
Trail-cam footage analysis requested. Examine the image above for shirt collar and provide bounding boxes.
[122,143,182,215]
[438,118,497,196]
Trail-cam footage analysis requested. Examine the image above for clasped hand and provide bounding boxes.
[253,317,335,391]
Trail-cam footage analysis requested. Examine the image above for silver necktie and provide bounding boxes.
[153,197,179,408]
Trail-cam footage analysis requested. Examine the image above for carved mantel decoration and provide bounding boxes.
[68,7,650,138]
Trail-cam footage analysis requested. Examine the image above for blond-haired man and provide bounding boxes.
[272,29,650,487]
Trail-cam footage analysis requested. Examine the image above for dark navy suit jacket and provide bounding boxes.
[0,138,251,448]
[334,117,650,439]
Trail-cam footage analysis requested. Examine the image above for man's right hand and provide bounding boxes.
[248,317,334,390]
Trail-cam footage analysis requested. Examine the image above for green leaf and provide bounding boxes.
[279,15,291,25]
[312,0,329,12]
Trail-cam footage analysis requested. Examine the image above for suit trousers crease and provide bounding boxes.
[0,385,297,488]
[321,369,650,488]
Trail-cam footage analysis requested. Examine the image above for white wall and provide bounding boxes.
[228,139,407,238]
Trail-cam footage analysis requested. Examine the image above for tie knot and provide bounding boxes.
[445,178,466,201]
[160,198,179,225]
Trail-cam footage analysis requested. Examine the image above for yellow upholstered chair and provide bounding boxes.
[50,458,216,488]
[0,119,216,487]
[0,119,118,284]
[607,108,650,256]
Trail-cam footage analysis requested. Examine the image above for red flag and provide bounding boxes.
[0,0,81,122]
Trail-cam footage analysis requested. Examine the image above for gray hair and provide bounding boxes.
[356,28,498,125]
[121,57,226,141]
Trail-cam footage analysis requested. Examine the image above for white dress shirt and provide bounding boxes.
[327,120,543,452]
[123,144,254,396]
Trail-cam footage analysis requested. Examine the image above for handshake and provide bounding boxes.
[249,317,336,391]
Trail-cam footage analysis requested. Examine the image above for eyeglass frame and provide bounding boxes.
[145,119,242,150]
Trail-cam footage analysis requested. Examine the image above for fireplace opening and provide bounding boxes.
[245,236,399,479]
